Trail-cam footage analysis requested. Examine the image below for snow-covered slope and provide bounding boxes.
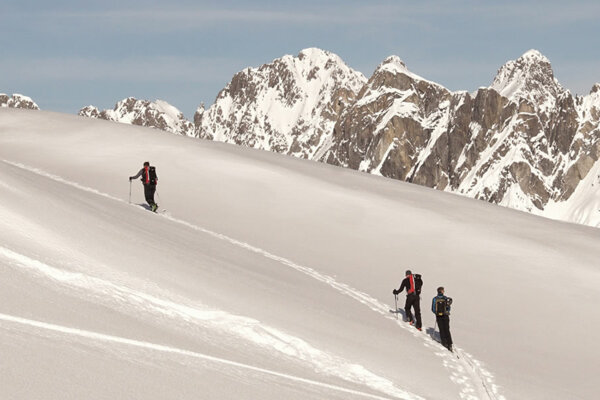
[79,97,194,136]
[195,48,366,159]
[1,108,599,400]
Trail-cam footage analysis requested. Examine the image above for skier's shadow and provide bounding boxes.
[426,327,441,342]
[136,203,152,211]
[396,308,406,321]
[392,307,441,342]
[391,307,408,320]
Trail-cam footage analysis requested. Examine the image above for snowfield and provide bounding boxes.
[0,109,598,400]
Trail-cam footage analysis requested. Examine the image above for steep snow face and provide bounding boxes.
[578,83,600,124]
[0,93,39,110]
[78,98,194,136]
[195,48,366,159]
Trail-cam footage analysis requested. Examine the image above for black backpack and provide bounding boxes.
[434,296,452,316]
[148,166,157,185]
[414,274,423,295]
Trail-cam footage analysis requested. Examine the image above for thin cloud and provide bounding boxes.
[12,4,433,30]
[58,2,600,25]
[0,56,242,84]
[5,1,600,29]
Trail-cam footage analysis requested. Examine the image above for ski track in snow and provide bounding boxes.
[0,313,394,400]
[0,245,418,400]
[1,159,505,400]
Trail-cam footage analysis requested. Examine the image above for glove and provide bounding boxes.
[129,177,133,181]
[393,289,398,295]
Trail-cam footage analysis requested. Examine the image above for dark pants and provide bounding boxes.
[436,315,453,350]
[404,293,422,329]
[144,184,156,206]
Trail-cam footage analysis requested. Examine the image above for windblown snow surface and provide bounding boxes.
[0,109,598,400]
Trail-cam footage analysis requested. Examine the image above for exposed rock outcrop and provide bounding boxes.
[78,98,194,136]
[0,93,39,110]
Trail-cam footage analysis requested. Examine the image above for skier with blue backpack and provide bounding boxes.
[129,161,159,212]
[432,286,453,352]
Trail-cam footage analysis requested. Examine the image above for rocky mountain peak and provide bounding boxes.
[370,55,445,93]
[78,98,194,136]
[297,47,337,64]
[0,93,39,110]
[79,105,100,118]
[590,83,600,94]
[491,49,562,108]
[375,55,410,76]
[195,48,366,159]
[520,49,551,64]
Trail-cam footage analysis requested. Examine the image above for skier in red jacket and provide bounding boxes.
[393,270,422,330]
[129,161,158,211]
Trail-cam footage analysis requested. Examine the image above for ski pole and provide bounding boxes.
[128,180,132,204]
[394,294,398,320]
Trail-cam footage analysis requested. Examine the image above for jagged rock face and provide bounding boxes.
[0,94,39,110]
[324,50,600,215]
[79,105,100,118]
[78,98,194,136]
[327,56,452,185]
[194,48,366,159]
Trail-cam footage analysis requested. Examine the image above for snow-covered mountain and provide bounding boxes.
[2,108,600,400]
[79,97,194,136]
[70,49,600,227]
[0,93,39,110]
[324,50,600,225]
[325,55,453,180]
[189,49,600,227]
[194,48,366,159]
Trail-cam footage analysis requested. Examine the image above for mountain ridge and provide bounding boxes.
[6,48,600,227]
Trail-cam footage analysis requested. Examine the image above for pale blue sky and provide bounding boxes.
[2,0,599,118]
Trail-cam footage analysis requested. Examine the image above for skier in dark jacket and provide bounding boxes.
[393,270,422,330]
[432,286,453,351]
[129,161,158,211]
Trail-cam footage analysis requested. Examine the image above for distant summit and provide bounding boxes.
[78,98,194,136]
[491,49,563,117]
[194,48,366,159]
[0,93,39,110]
